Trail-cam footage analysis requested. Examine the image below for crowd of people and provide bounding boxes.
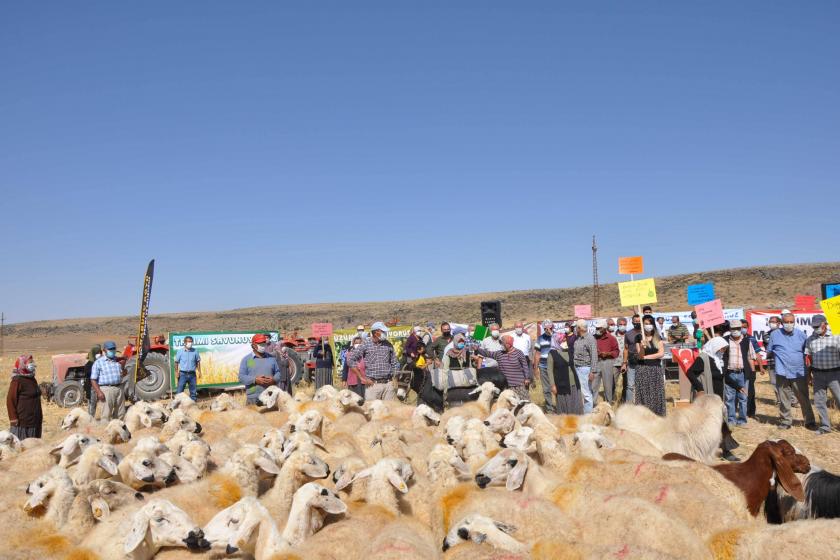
[6,310,839,446]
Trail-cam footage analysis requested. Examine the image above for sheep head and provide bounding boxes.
[168,392,197,411]
[257,386,284,410]
[210,392,238,412]
[484,408,516,435]
[105,419,131,443]
[50,433,99,466]
[120,450,176,490]
[164,409,202,435]
[80,479,145,521]
[291,410,323,436]
[202,496,259,549]
[413,404,441,426]
[24,466,73,514]
[352,458,413,494]
[572,430,614,461]
[495,389,523,411]
[336,389,365,410]
[502,427,534,452]
[124,499,209,554]
[0,430,22,451]
[475,449,529,491]
[469,382,501,402]
[443,514,525,553]
[313,385,339,402]
[515,403,546,427]
[283,450,330,480]
[427,444,471,483]
[159,451,202,484]
[333,456,369,491]
[281,483,347,547]
[444,416,468,448]
[60,408,91,430]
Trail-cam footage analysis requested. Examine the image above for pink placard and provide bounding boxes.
[574,305,592,319]
[695,299,724,329]
[311,322,334,338]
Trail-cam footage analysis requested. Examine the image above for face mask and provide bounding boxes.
[95,353,102,360]
[632,323,641,330]
[740,328,748,335]
[456,342,465,350]
[618,325,626,332]
[515,328,523,335]
[608,326,617,332]
[491,331,500,339]
[256,344,266,353]
[26,363,36,373]
[672,323,679,327]
[564,327,571,334]
[106,350,116,358]
[185,342,193,349]
[353,343,361,349]
[783,324,795,333]
[644,325,654,333]
[442,331,451,338]
[730,331,741,338]
[769,323,779,330]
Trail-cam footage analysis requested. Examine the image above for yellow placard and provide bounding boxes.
[819,295,840,334]
[618,278,658,307]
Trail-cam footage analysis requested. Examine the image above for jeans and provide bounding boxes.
[724,372,747,425]
[813,369,840,432]
[176,371,198,401]
[625,367,636,404]
[576,366,594,414]
[539,363,556,414]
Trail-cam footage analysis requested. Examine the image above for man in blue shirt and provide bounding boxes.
[239,333,286,405]
[767,313,817,430]
[174,336,202,401]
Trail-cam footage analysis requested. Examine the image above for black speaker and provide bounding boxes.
[480,300,502,327]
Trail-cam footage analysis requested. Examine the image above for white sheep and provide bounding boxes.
[60,408,95,430]
[117,447,176,490]
[313,384,340,402]
[159,408,203,440]
[69,442,121,487]
[262,449,331,521]
[78,498,209,559]
[614,393,724,462]
[23,466,77,525]
[52,433,100,467]
[483,408,517,436]
[460,418,501,472]
[440,383,501,424]
[350,458,413,516]
[210,391,242,412]
[179,439,211,479]
[257,385,298,412]
[163,428,202,455]
[443,514,527,554]
[124,401,168,432]
[502,426,535,452]
[220,444,282,496]
[426,443,471,488]
[168,392,197,412]
[0,430,23,461]
[64,478,146,537]
[491,389,524,413]
[709,518,840,559]
[100,419,132,444]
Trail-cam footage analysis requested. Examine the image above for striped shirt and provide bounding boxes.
[534,333,553,364]
[348,338,399,380]
[727,338,756,370]
[91,356,123,386]
[806,334,840,371]
[476,348,530,387]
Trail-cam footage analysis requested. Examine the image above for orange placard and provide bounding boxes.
[618,256,644,275]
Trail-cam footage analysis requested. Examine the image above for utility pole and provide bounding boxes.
[592,236,600,316]
[0,312,4,358]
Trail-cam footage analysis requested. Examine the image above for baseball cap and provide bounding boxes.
[594,319,607,328]
[729,319,742,328]
[370,321,390,333]
[103,340,117,350]
[252,333,269,344]
[542,320,553,328]
[812,315,827,327]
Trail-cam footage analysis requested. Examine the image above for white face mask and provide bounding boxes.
[515,328,523,335]
[783,324,795,333]
[769,323,779,330]
[618,325,626,332]
[185,342,193,349]
[564,327,571,334]
[608,326,617,332]
[491,331,500,339]
[26,363,36,373]
[353,343,361,349]
[256,344,266,353]
[644,325,654,333]
[730,331,741,338]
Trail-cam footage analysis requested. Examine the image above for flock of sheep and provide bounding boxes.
[0,382,838,560]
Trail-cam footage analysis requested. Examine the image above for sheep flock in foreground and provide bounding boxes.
[1,385,838,559]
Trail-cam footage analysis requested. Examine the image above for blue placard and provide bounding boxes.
[687,283,716,306]
[822,283,840,300]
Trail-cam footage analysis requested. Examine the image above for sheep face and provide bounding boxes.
[502,426,534,451]
[257,386,283,409]
[294,452,331,480]
[427,444,471,482]
[572,431,615,459]
[83,479,145,520]
[160,452,202,484]
[166,409,202,434]
[134,436,169,455]
[353,459,412,494]
[51,433,99,465]
[469,382,501,399]
[484,408,516,435]
[313,385,339,402]
[297,482,347,515]
[124,499,209,553]
[333,457,368,491]
[0,430,21,450]
[60,408,88,430]
[210,393,235,412]
[292,410,323,435]
[24,467,72,513]
[515,403,544,426]
[106,420,132,443]
[202,496,257,549]
[496,390,523,411]
[168,392,196,411]
[444,416,468,447]
[122,451,176,489]
[260,429,286,456]
[443,514,524,553]
[413,404,441,426]
[475,450,528,491]
[88,443,121,476]
[337,389,365,409]
[130,402,168,427]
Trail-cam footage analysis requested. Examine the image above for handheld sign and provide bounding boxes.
[820,295,840,334]
[695,299,724,329]
[618,256,644,275]
[618,278,657,307]
[821,283,840,300]
[794,295,817,310]
[574,305,592,319]
[687,283,716,306]
[473,324,489,341]
[311,323,334,339]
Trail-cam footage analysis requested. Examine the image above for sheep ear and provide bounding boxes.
[88,496,111,520]
[282,442,298,461]
[494,521,517,534]
[450,456,471,477]
[140,415,153,428]
[97,456,120,476]
[23,490,48,512]
[468,387,481,395]
[387,470,409,494]
[334,471,355,491]
[597,436,615,449]
[255,456,281,475]
[351,468,372,484]
[65,455,81,467]
[506,460,528,491]
[124,510,150,553]
[50,441,65,455]
[310,435,328,451]
[320,496,348,515]
[769,446,805,502]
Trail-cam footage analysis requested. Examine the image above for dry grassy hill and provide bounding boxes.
[3,261,839,354]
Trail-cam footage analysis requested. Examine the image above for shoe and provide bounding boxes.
[779,424,792,430]
[816,428,832,436]
[722,451,739,462]
[805,423,818,431]
[736,421,747,427]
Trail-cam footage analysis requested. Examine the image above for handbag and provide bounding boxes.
[429,367,478,392]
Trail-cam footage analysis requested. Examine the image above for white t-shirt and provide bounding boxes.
[511,333,532,358]
[481,337,504,352]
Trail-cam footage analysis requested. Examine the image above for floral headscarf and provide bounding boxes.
[447,333,467,359]
[13,355,34,377]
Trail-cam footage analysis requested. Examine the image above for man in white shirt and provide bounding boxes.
[481,323,504,352]
[510,321,532,367]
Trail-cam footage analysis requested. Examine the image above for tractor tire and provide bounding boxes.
[54,380,84,408]
[286,349,306,386]
[127,352,171,402]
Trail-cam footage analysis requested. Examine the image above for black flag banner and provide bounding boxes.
[134,259,155,384]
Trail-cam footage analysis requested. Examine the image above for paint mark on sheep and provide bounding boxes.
[440,483,472,531]
[709,528,744,560]
[208,474,242,508]
[654,485,669,504]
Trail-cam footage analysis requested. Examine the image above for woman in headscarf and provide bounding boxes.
[6,355,43,440]
[341,336,366,397]
[84,345,102,417]
[443,333,470,370]
[312,337,334,390]
[634,314,666,416]
[547,331,583,414]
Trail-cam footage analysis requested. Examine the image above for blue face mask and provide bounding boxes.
[106,350,116,358]
[741,328,748,335]
[456,342,465,350]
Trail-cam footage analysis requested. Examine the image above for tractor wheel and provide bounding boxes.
[54,380,84,408]
[286,348,306,386]
[127,352,171,402]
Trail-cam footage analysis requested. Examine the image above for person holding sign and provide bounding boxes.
[312,337,334,390]
[634,315,666,416]
[806,315,840,435]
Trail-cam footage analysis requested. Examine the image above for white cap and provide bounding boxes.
[595,319,608,328]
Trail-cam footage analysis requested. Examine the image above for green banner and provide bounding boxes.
[168,331,280,389]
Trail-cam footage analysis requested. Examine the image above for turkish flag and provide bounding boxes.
[671,347,699,375]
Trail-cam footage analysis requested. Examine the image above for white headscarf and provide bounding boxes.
[702,336,728,371]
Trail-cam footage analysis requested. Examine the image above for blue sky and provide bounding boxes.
[2,2,838,324]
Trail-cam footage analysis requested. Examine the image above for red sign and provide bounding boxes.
[618,256,644,275]
[311,323,334,338]
[695,299,725,329]
[794,295,817,310]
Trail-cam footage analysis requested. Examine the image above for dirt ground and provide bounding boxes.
[1,352,838,473]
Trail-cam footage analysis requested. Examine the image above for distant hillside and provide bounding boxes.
[5,262,838,351]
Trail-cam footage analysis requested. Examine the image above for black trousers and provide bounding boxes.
[747,376,756,417]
